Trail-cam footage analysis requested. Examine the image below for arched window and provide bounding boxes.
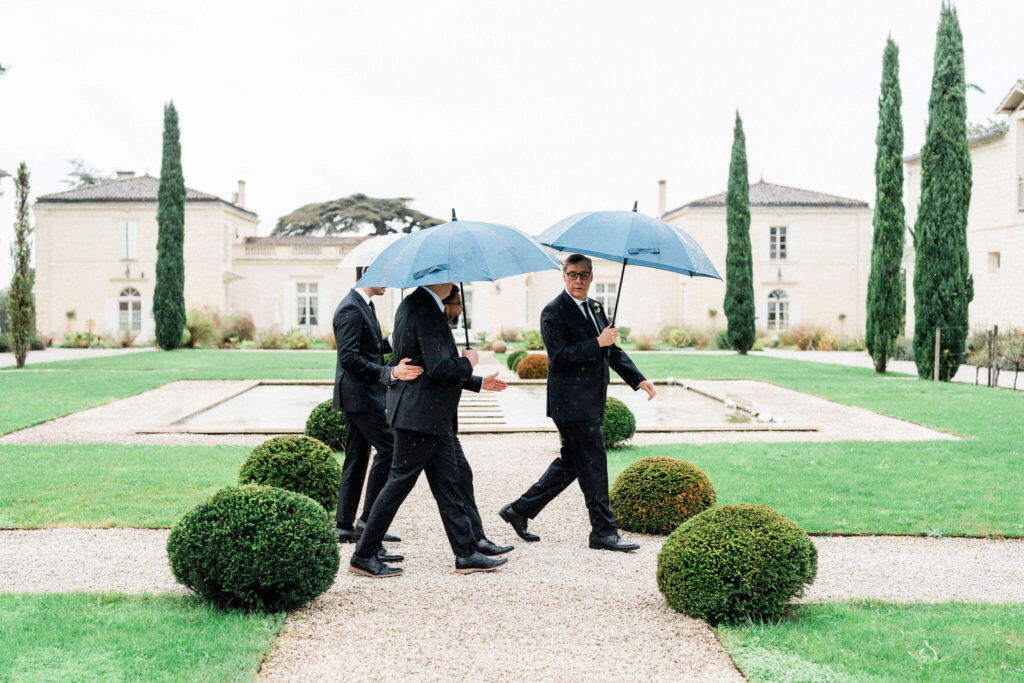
[119,287,142,333]
[767,289,788,331]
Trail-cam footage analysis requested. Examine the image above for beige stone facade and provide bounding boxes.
[903,79,1024,335]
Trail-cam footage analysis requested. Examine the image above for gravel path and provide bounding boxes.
[0,346,156,368]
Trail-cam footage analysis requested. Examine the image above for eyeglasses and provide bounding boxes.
[564,271,593,281]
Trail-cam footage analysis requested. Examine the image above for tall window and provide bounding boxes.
[297,282,318,327]
[769,226,788,260]
[117,221,139,260]
[594,282,618,320]
[767,289,789,331]
[118,287,142,333]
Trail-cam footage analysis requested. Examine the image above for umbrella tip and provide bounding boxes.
[451,208,458,222]
[632,200,638,212]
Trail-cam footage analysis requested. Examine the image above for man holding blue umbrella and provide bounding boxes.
[500,253,657,553]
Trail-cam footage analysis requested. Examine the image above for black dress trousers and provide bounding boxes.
[454,435,485,542]
[335,409,394,530]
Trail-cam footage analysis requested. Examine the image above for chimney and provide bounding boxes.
[115,170,135,180]
[657,179,666,219]
[235,180,246,208]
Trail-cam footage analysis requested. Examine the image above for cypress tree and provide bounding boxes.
[8,162,33,368]
[154,101,186,350]
[724,111,755,354]
[866,38,906,374]
[913,3,973,380]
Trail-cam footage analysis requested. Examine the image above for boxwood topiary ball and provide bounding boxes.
[516,353,548,379]
[305,400,346,452]
[167,484,340,611]
[506,349,528,371]
[610,457,716,535]
[492,340,507,354]
[657,503,817,625]
[239,435,342,512]
[601,396,636,448]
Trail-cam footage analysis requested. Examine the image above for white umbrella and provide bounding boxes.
[336,233,406,270]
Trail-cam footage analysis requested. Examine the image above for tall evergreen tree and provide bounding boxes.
[866,38,906,374]
[8,162,34,368]
[913,3,973,380]
[724,111,755,354]
[154,101,186,350]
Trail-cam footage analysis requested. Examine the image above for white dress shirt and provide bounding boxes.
[566,288,601,334]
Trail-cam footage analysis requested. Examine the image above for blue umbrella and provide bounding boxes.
[537,202,722,325]
[357,210,561,347]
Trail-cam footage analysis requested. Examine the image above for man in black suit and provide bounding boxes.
[500,253,657,552]
[332,274,422,560]
[350,283,509,577]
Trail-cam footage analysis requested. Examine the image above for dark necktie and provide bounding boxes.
[581,301,600,335]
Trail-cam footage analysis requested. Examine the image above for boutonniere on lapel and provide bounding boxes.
[590,301,602,316]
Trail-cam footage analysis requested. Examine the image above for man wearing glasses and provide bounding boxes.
[500,253,656,552]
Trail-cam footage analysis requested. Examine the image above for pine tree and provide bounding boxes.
[913,3,973,380]
[8,162,34,368]
[866,38,906,374]
[724,111,755,354]
[154,102,186,350]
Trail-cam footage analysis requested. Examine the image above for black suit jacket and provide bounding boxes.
[332,289,392,413]
[542,290,645,421]
[385,287,475,435]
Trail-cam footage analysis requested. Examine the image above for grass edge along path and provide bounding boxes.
[0,592,284,682]
[717,600,1024,682]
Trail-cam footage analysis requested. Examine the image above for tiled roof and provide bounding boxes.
[903,124,1008,163]
[667,180,868,214]
[36,174,256,217]
[243,235,364,246]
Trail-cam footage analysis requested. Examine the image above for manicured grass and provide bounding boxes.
[0,445,250,528]
[718,601,1024,682]
[0,592,283,682]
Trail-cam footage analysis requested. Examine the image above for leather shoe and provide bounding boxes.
[499,503,540,542]
[589,533,639,552]
[378,547,404,563]
[349,553,403,578]
[455,551,508,574]
[476,537,514,556]
[356,519,401,543]
[335,526,361,544]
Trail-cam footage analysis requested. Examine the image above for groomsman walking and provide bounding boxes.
[332,273,421,560]
[350,283,509,577]
[500,253,657,552]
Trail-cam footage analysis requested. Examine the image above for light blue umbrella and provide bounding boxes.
[537,202,722,325]
[357,211,562,346]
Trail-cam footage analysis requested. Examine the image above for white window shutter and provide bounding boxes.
[790,300,802,328]
[127,222,139,259]
[788,226,799,262]
[759,225,770,262]
[117,222,128,259]
[103,298,119,336]
[754,298,767,330]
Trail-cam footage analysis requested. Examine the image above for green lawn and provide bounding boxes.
[0,445,250,528]
[718,601,1024,682]
[0,593,283,682]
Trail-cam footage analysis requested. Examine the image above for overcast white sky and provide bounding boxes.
[2,0,1022,284]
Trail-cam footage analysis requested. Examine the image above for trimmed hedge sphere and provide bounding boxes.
[601,396,636,448]
[517,353,548,379]
[167,485,340,611]
[305,400,346,452]
[657,503,817,625]
[239,435,341,512]
[610,457,717,534]
[506,349,528,370]
[492,340,507,354]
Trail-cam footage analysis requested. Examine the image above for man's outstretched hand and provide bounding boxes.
[638,380,657,401]
[393,357,423,381]
[481,372,507,392]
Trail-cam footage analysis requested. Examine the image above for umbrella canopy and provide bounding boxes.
[336,232,405,270]
[538,209,721,280]
[356,218,561,289]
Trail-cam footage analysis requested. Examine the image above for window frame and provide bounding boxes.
[769,226,788,261]
[296,282,319,328]
[767,289,789,331]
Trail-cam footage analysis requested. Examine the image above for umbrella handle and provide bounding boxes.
[611,259,626,327]
[460,281,471,349]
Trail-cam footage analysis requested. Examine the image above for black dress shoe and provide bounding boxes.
[349,553,403,578]
[476,537,514,556]
[378,547,404,563]
[335,527,361,544]
[356,519,401,543]
[589,533,640,552]
[455,551,508,574]
[499,503,540,542]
